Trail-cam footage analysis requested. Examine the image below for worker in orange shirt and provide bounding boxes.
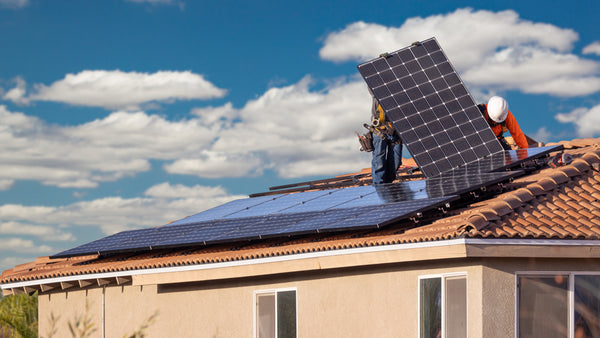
[478,96,528,150]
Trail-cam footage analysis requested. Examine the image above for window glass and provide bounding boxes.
[257,294,276,338]
[277,291,297,338]
[518,275,569,338]
[420,278,441,338]
[445,276,467,338]
[574,275,600,338]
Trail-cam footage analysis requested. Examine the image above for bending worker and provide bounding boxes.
[478,96,528,150]
[370,97,402,184]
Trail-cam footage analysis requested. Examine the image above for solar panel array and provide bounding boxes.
[357,37,504,177]
[53,185,459,257]
[52,38,564,259]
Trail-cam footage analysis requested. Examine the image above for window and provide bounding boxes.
[419,274,467,338]
[255,289,297,338]
[517,273,600,338]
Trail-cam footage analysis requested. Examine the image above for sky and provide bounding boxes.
[0,0,599,273]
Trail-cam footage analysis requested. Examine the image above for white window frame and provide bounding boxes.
[515,271,600,338]
[418,272,468,338]
[253,287,298,338]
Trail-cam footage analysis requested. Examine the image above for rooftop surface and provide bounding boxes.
[2,137,600,286]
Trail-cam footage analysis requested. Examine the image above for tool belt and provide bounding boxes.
[358,123,401,152]
[357,128,374,152]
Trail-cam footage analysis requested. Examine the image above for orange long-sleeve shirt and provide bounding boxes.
[487,109,528,149]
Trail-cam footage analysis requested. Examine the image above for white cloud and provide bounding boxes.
[0,238,53,253]
[165,152,264,178]
[555,104,600,137]
[583,41,600,55]
[27,70,226,110]
[2,76,28,105]
[144,182,231,199]
[0,0,28,9]
[0,106,219,187]
[205,76,372,178]
[0,179,14,190]
[319,8,600,97]
[0,74,373,188]
[0,182,245,236]
[0,222,75,241]
[531,127,552,143]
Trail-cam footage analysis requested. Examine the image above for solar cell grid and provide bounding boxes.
[223,189,334,218]
[210,212,322,242]
[52,230,139,257]
[272,206,378,234]
[357,37,504,177]
[166,194,275,226]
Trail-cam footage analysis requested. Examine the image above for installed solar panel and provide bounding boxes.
[52,229,140,257]
[225,189,338,218]
[167,194,276,226]
[357,37,504,177]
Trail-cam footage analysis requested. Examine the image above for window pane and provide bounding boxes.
[257,294,276,338]
[445,276,467,338]
[277,291,297,338]
[518,275,569,338]
[575,275,600,338]
[420,278,441,338]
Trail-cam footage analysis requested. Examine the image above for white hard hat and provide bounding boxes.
[487,96,508,123]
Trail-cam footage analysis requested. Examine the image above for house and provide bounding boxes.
[2,137,600,337]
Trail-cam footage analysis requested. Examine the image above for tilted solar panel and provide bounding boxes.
[357,37,504,177]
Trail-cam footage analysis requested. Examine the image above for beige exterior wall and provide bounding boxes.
[36,249,600,338]
[39,261,481,338]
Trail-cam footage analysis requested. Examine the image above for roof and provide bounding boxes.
[2,137,600,288]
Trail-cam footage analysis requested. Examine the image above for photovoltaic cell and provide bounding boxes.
[51,230,141,257]
[167,194,276,226]
[357,37,504,177]
[222,189,336,218]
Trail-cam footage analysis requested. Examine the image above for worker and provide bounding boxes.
[478,96,528,150]
[370,96,402,184]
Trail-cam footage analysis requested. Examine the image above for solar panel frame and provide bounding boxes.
[357,37,504,178]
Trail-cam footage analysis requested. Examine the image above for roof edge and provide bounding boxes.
[4,238,600,291]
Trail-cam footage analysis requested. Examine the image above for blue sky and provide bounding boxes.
[0,0,599,273]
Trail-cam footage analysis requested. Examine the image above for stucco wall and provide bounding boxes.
[39,262,481,338]
[37,257,600,338]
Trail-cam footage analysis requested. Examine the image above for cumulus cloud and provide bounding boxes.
[0,106,220,187]
[0,238,52,253]
[555,104,600,137]
[165,152,264,178]
[152,76,373,179]
[2,76,28,105]
[0,222,75,241]
[0,182,245,236]
[0,74,372,188]
[531,127,552,143]
[319,8,600,97]
[26,70,226,110]
[583,42,600,56]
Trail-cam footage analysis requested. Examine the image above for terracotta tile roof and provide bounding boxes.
[3,141,600,285]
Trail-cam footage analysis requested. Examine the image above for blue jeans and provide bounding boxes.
[371,133,403,184]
